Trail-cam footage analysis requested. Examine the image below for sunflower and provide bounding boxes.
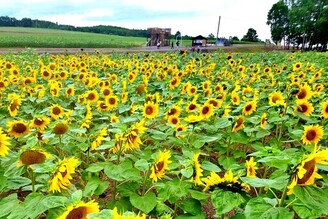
[206,98,222,108]
[7,120,30,138]
[287,147,328,195]
[149,150,172,182]
[86,90,99,103]
[7,93,22,117]
[201,171,223,192]
[17,149,51,167]
[96,101,110,111]
[65,86,75,97]
[169,77,181,90]
[0,128,10,156]
[232,116,245,132]
[110,115,120,123]
[185,101,199,113]
[106,95,119,109]
[0,79,8,91]
[166,105,181,117]
[41,68,52,80]
[199,102,214,119]
[48,157,79,193]
[242,101,257,116]
[260,113,267,129]
[176,124,188,132]
[57,200,99,219]
[294,100,314,117]
[31,116,51,130]
[101,87,112,97]
[301,124,324,146]
[90,127,107,151]
[50,104,65,120]
[268,91,285,107]
[292,62,303,72]
[184,114,203,124]
[112,207,147,219]
[52,121,69,135]
[143,101,159,119]
[320,100,328,119]
[296,83,312,101]
[121,91,128,103]
[245,157,257,178]
[125,120,148,151]
[231,92,241,105]
[191,153,203,185]
[136,83,148,95]
[187,85,198,96]
[167,115,180,126]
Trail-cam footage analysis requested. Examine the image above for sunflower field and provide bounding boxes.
[0,49,327,219]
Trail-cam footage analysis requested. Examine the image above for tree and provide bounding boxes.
[267,0,327,50]
[232,36,239,41]
[267,0,289,45]
[208,33,215,39]
[242,28,258,42]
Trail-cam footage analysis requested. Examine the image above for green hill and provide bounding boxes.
[0,27,147,48]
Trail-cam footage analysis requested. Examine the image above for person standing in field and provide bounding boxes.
[157,41,161,49]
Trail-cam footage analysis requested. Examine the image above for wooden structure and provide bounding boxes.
[147,27,171,46]
[192,35,207,47]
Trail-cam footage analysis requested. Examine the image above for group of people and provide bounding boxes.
[146,40,180,49]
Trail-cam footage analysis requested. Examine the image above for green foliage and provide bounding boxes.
[0,27,146,48]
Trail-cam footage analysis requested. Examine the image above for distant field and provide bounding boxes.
[0,27,147,48]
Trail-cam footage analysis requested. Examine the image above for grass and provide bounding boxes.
[0,27,147,48]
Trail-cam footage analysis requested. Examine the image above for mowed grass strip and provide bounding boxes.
[0,27,147,48]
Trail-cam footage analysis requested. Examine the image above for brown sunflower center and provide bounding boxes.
[168,108,177,116]
[103,89,110,96]
[43,71,49,77]
[245,104,252,112]
[305,129,316,141]
[108,98,116,105]
[66,206,87,219]
[190,88,196,93]
[171,79,177,86]
[297,104,308,113]
[235,117,243,128]
[10,100,19,111]
[272,95,280,103]
[20,150,46,165]
[202,106,210,115]
[88,93,96,100]
[13,123,27,133]
[209,100,218,107]
[53,123,68,135]
[100,102,107,109]
[297,159,315,184]
[297,89,306,99]
[145,106,154,115]
[155,161,164,173]
[171,118,178,125]
[189,104,197,111]
[52,107,61,115]
[0,82,5,88]
[34,118,44,126]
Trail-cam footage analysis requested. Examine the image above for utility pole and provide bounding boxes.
[216,16,221,46]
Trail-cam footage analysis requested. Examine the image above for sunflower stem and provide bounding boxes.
[30,168,36,192]
[279,185,288,207]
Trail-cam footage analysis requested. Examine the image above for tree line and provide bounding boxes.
[267,0,328,50]
[0,16,148,38]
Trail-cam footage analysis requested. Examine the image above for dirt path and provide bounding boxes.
[0,44,277,55]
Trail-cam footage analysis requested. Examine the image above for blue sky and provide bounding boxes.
[2,0,279,40]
